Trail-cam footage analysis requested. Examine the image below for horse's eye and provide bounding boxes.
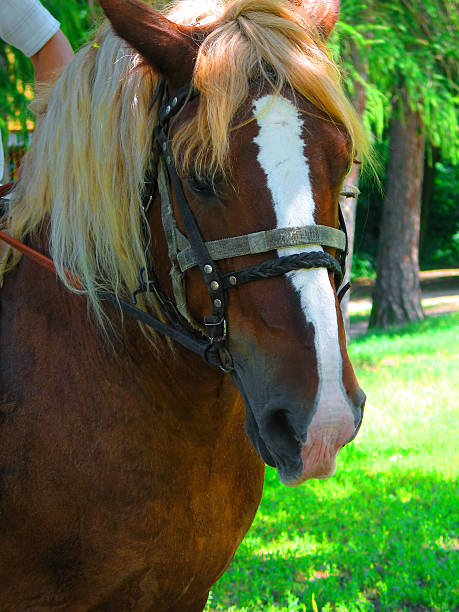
[186,176,218,200]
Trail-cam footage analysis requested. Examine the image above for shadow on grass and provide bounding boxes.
[208,469,458,611]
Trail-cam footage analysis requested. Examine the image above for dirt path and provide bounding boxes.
[349,269,459,338]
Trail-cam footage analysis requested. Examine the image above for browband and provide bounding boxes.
[175,225,346,273]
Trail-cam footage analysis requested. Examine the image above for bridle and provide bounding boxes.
[0,80,354,373]
[134,80,352,371]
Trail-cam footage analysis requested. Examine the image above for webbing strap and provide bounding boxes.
[176,225,346,273]
[157,156,198,328]
[154,123,229,347]
[0,230,82,288]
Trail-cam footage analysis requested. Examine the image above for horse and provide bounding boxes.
[0,0,369,608]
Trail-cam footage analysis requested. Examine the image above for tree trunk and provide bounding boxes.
[369,105,425,328]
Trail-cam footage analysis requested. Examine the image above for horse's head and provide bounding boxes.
[99,0,366,485]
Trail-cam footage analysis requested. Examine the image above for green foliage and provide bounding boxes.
[0,0,97,140]
[420,162,459,269]
[335,0,459,162]
[206,313,459,611]
[0,41,31,143]
[351,139,459,273]
[351,254,376,280]
[42,0,101,49]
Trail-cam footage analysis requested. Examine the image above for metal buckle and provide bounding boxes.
[204,315,227,343]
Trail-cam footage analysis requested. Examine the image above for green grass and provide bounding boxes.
[206,313,459,611]
[349,312,371,325]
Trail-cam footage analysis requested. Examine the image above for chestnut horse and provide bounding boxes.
[0,0,368,609]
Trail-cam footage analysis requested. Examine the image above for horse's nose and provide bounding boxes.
[258,387,366,462]
[290,389,366,484]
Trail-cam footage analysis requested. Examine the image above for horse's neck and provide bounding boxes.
[4,247,237,420]
[2,213,243,433]
[120,319,240,428]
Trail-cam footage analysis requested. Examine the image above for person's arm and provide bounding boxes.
[29,29,74,83]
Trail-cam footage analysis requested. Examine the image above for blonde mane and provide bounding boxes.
[3,0,368,335]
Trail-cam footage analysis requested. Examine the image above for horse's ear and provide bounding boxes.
[98,0,199,88]
[290,0,340,39]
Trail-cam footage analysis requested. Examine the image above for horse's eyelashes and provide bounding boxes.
[186,177,219,200]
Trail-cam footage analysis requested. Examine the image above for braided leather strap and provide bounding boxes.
[222,251,342,289]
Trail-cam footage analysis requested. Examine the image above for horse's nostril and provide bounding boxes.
[264,409,290,437]
[260,408,301,457]
[268,409,289,431]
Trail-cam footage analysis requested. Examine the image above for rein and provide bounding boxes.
[0,81,353,372]
[0,225,227,368]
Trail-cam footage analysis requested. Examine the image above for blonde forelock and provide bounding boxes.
[172,0,369,180]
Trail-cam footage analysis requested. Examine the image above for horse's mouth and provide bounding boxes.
[242,398,363,486]
[242,401,277,468]
[234,368,316,483]
[242,400,306,483]
[244,415,305,484]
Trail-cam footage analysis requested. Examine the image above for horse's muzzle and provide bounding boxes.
[243,387,366,486]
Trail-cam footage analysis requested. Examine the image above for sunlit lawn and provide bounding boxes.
[206,313,459,611]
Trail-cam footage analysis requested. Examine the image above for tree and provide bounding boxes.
[369,105,425,326]
[369,0,457,327]
[335,0,458,329]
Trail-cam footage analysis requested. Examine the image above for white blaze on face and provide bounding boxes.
[253,95,354,463]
